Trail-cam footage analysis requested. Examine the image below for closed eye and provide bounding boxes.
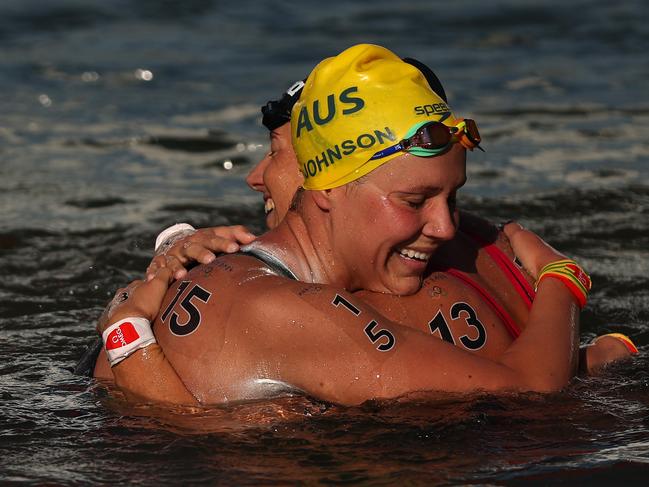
[404,197,426,209]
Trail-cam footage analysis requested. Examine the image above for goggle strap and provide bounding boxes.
[369,143,404,161]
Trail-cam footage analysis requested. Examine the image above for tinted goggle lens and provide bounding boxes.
[404,119,481,152]
[409,122,454,149]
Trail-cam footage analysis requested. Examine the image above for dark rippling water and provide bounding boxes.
[1,0,648,484]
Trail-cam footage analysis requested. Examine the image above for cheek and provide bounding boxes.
[264,165,282,195]
[374,196,421,236]
[353,196,420,248]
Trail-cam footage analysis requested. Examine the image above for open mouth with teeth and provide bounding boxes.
[264,198,275,214]
[398,247,432,262]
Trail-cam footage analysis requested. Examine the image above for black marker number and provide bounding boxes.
[332,293,361,316]
[165,284,212,336]
[451,302,486,350]
[161,281,190,322]
[364,320,395,352]
[427,302,487,351]
[332,294,395,352]
[428,310,456,345]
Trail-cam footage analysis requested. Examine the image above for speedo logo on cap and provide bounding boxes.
[105,322,140,350]
[295,86,365,138]
[414,102,451,116]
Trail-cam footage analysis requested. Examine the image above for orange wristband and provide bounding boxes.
[595,333,639,355]
[536,259,591,309]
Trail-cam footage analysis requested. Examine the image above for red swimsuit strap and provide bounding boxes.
[464,231,536,309]
[445,268,521,339]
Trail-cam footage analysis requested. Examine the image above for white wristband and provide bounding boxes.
[102,317,157,367]
[154,223,196,253]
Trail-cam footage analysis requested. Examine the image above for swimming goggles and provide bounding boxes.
[370,119,483,160]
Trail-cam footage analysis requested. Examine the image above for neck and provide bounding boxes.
[252,200,354,289]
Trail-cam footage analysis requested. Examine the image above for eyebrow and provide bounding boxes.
[399,179,467,194]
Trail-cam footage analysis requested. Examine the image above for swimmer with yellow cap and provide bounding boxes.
[292,43,481,190]
[95,44,588,407]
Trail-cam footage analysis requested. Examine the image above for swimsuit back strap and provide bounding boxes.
[446,269,521,339]
[240,247,299,280]
[465,231,536,309]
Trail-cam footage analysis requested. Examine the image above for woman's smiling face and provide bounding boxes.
[326,144,466,295]
[245,123,303,229]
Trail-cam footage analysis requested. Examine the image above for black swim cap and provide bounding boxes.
[260,58,447,131]
[261,80,305,131]
[401,57,448,103]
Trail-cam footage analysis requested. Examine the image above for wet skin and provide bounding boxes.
[94,126,632,392]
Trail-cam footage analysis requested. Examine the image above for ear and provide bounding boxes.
[311,189,334,211]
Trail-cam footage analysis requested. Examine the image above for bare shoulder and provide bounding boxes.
[151,254,289,354]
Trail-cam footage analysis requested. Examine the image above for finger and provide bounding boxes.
[138,266,175,301]
[502,221,523,241]
[204,236,239,254]
[182,241,217,263]
[146,255,168,281]
[211,225,256,245]
[177,233,238,255]
[229,225,257,245]
[147,266,175,287]
[164,255,189,280]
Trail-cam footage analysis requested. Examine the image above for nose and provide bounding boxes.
[245,155,270,192]
[421,202,458,242]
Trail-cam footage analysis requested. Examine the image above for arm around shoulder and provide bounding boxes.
[96,269,198,405]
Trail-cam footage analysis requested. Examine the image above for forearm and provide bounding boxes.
[500,278,580,391]
[112,344,198,405]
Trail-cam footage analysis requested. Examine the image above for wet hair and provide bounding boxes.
[288,187,305,212]
[260,57,448,132]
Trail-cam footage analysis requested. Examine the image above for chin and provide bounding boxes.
[371,275,423,296]
[265,211,279,229]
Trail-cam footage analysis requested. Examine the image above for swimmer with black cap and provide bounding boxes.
[95,45,598,405]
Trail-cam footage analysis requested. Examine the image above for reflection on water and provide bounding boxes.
[1,0,648,484]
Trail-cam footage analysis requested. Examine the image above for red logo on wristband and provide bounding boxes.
[105,322,140,350]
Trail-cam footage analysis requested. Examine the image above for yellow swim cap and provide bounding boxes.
[292,44,459,190]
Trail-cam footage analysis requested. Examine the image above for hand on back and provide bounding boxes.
[146,225,257,281]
